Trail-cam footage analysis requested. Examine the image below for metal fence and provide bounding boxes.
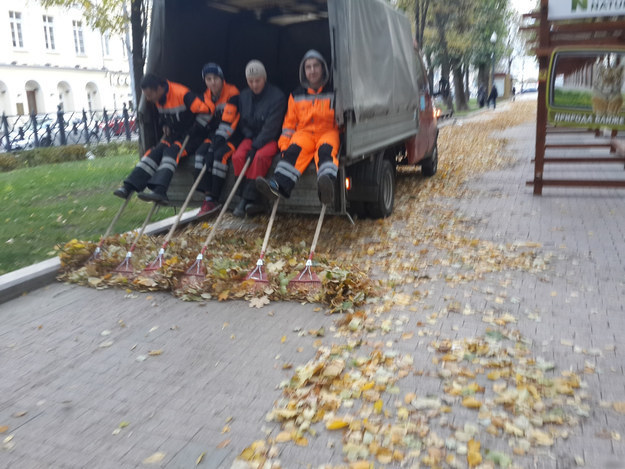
[1,106,138,153]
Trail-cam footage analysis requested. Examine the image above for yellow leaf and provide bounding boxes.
[281,335,287,343]
[326,419,349,430]
[275,431,292,442]
[377,448,393,464]
[217,439,230,448]
[613,402,625,413]
[349,462,373,469]
[467,439,482,467]
[0,426,8,434]
[361,381,375,392]
[462,396,482,409]
[196,452,206,465]
[374,399,383,414]
[295,436,308,446]
[148,349,163,356]
[221,425,230,433]
[218,290,229,301]
[143,452,166,464]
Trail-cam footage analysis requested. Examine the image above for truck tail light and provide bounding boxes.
[345,177,352,190]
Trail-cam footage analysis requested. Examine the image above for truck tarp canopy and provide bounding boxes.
[141,0,418,148]
[328,0,420,122]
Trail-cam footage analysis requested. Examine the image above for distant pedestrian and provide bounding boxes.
[488,85,498,109]
[477,85,486,108]
[512,86,516,102]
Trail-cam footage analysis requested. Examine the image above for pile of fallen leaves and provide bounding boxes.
[57,221,379,312]
[233,325,588,468]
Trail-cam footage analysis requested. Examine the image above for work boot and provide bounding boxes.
[317,175,335,205]
[245,203,265,217]
[138,188,169,205]
[198,199,221,217]
[233,198,247,218]
[113,185,132,199]
[256,177,281,201]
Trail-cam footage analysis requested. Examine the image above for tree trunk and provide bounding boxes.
[477,64,488,89]
[464,63,470,99]
[453,65,468,111]
[130,0,145,111]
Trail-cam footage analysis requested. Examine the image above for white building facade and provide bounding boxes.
[0,0,132,117]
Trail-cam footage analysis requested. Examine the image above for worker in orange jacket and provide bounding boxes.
[191,63,241,216]
[113,73,211,205]
[256,49,339,205]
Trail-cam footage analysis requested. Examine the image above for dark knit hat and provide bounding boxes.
[202,63,224,80]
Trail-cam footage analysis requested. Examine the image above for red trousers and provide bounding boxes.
[232,139,279,180]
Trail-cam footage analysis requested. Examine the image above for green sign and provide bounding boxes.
[547,48,625,130]
[549,0,625,20]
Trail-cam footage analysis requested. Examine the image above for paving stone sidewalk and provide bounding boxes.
[1,103,625,468]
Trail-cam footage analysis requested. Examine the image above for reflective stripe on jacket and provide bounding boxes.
[157,80,211,136]
[203,82,240,141]
[278,85,337,151]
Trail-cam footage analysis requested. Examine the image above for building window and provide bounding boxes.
[43,15,55,50]
[102,33,110,56]
[9,11,24,48]
[72,20,85,54]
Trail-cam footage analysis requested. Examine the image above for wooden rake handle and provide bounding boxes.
[307,203,326,260]
[201,157,252,250]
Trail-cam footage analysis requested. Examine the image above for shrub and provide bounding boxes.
[5,141,140,172]
[19,145,87,167]
[90,141,139,158]
[0,153,21,172]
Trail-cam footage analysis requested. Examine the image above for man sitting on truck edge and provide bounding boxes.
[231,60,287,218]
[191,63,241,217]
[113,73,211,205]
[256,49,339,205]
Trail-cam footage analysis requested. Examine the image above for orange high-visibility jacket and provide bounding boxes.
[203,82,240,142]
[278,85,338,151]
[157,80,211,137]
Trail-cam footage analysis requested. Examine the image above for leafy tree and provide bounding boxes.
[397,0,510,111]
[39,0,149,109]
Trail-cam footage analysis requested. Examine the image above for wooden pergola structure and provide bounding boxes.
[523,0,625,195]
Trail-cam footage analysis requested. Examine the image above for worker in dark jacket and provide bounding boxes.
[113,73,210,205]
[256,50,339,205]
[231,60,286,217]
[191,63,240,216]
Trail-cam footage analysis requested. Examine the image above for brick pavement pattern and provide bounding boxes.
[1,101,625,468]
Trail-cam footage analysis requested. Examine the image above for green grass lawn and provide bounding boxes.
[0,153,175,275]
[454,98,481,117]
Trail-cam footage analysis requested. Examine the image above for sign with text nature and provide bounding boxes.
[549,0,625,20]
[547,48,625,130]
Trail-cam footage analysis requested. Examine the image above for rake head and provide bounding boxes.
[142,248,166,275]
[246,258,269,286]
[88,246,103,263]
[288,260,321,290]
[113,252,135,275]
[179,253,207,286]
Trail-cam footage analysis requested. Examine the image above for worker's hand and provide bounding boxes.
[162,125,171,137]
[212,135,226,149]
[245,148,256,161]
[189,122,205,136]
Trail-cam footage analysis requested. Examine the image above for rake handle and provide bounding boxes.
[259,198,280,257]
[307,204,326,260]
[128,202,159,252]
[200,158,252,250]
[98,194,132,248]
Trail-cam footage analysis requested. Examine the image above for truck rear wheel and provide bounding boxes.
[367,158,395,218]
